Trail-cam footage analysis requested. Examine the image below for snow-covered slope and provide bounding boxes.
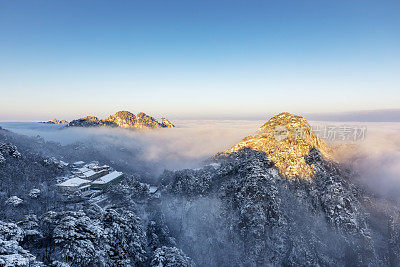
[2,114,400,266]
[158,113,399,266]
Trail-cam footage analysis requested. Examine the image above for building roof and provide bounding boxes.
[57,177,90,187]
[75,167,91,173]
[85,162,98,169]
[78,169,98,178]
[149,186,158,194]
[96,165,110,169]
[92,171,123,185]
[59,160,69,167]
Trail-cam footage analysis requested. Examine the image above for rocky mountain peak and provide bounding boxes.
[67,110,176,129]
[105,111,166,129]
[82,116,101,123]
[225,112,331,178]
[104,111,137,128]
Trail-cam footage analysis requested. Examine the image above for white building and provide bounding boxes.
[57,177,91,191]
[72,166,109,181]
[91,171,124,189]
[72,161,85,167]
[57,161,124,193]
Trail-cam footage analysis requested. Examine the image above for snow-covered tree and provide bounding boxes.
[151,246,195,267]
[29,189,41,199]
[101,208,147,266]
[5,196,23,207]
[38,208,147,266]
[0,152,5,164]
[0,142,21,159]
[0,221,41,266]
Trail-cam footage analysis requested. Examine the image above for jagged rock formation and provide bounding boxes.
[105,111,165,129]
[67,111,175,129]
[224,112,330,178]
[40,119,68,124]
[104,111,137,128]
[157,113,391,265]
[67,116,116,127]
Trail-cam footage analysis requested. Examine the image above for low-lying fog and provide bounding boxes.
[1,120,400,200]
[328,122,400,202]
[0,120,263,172]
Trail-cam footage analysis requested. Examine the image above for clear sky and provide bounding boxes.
[0,0,399,121]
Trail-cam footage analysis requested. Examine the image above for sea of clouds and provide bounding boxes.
[1,120,399,199]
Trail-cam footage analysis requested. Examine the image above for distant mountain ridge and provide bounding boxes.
[40,119,68,124]
[67,111,175,129]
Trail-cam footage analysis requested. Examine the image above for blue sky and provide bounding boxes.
[0,0,399,121]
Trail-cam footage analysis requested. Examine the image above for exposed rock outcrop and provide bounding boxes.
[224,112,331,178]
[105,111,164,129]
[159,113,379,265]
[40,119,68,124]
[68,116,106,127]
[67,111,175,130]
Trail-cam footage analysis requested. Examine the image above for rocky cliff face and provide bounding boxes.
[67,111,175,129]
[224,112,331,178]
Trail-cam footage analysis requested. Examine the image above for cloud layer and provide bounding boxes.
[2,120,400,197]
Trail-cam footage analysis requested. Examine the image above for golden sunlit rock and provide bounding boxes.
[105,111,176,129]
[225,112,331,178]
[67,111,176,129]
